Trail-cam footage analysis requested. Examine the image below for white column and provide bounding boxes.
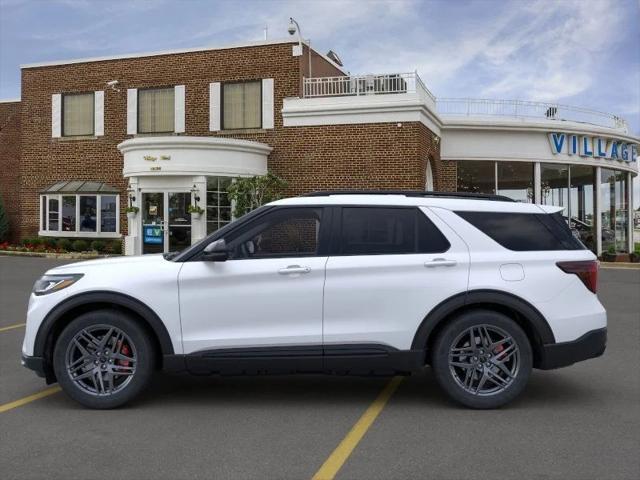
[628,171,633,254]
[191,175,208,245]
[126,89,138,135]
[125,177,140,256]
[534,162,541,203]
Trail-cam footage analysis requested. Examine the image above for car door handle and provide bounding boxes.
[278,265,311,275]
[424,258,457,268]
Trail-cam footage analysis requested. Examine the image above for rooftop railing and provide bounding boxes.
[303,72,436,102]
[302,73,628,132]
[436,98,628,131]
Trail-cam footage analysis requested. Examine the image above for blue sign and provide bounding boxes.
[143,226,163,245]
[548,132,638,163]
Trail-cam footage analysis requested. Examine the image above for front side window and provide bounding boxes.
[339,207,450,255]
[138,87,175,133]
[223,81,261,129]
[63,92,94,136]
[227,208,322,259]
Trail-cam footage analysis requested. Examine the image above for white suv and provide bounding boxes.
[22,192,607,409]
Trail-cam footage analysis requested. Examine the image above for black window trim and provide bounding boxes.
[136,86,176,134]
[181,205,332,262]
[221,79,263,131]
[328,205,451,257]
[61,91,95,137]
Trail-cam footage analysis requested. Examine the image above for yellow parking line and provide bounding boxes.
[0,386,62,413]
[0,322,25,333]
[311,376,404,480]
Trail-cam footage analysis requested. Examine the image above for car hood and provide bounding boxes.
[46,254,169,274]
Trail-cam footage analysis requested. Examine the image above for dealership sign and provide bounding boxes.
[548,133,637,163]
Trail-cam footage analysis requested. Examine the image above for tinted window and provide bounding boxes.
[339,207,449,255]
[456,211,585,251]
[227,208,322,259]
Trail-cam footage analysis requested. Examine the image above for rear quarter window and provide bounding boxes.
[455,211,585,251]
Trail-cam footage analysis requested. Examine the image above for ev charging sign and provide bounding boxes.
[548,132,638,163]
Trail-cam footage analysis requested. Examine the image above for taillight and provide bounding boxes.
[556,260,599,293]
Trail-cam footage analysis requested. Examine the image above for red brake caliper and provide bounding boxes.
[116,342,131,370]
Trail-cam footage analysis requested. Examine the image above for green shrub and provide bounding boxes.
[57,238,73,251]
[41,237,57,249]
[107,240,122,255]
[71,239,89,252]
[90,240,106,252]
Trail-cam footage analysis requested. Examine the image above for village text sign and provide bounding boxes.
[549,133,638,163]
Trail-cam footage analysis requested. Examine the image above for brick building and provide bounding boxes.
[0,38,637,255]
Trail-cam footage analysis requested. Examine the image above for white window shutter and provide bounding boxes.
[51,94,62,138]
[262,78,274,129]
[126,88,137,135]
[174,85,185,133]
[209,82,221,131]
[94,91,104,136]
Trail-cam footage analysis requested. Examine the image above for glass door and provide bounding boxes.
[142,192,165,254]
[168,192,191,253]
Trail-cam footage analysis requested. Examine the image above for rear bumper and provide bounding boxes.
[21,354,47,378]
[537,327,607,370]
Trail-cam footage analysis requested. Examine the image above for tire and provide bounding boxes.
[53,309,155,409]
[431,309,532,409]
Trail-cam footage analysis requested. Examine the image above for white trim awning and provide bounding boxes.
[118,136,271,178]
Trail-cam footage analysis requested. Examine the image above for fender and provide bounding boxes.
[411,289,556,350]
[34,291,175,359]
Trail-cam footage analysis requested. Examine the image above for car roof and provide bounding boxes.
[268,193,562,214]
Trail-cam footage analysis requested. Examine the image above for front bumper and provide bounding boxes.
[21,353,47,379]
[537,327,607,370]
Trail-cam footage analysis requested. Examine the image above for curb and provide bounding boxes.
[600,262,640,270]
[0,250,119,260]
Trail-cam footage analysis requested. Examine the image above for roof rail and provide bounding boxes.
[302,190,515,202]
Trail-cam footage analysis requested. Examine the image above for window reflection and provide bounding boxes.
[601,169,628,253]
[457,161,495,194]
[497,162,534,203]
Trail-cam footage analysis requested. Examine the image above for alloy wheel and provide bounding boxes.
[448,324,520,396]
[65,324,137,396]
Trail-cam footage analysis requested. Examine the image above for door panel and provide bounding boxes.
[323,207,470,350]
[178,207,328,355]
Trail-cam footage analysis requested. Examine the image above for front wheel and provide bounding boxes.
[53,310,155,409]
[431,310,532,409]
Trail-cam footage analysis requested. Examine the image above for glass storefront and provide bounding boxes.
[569,165,596,252]
[497,162,534,203]
[457,160,632,255]
[540,164,569,215]
[457,161,495,194]
[600,169,629,253]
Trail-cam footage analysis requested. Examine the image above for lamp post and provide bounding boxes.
[288,17,312,94]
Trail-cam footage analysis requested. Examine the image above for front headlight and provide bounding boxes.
[33,274,83,296]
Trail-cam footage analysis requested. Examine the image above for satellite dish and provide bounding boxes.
[326,50,343,67]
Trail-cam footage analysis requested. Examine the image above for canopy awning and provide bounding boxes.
[40,181,120,194]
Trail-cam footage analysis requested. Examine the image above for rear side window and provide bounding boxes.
[339,207,450,255]
[456,211,585,251]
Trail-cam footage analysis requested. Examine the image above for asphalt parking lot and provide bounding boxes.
[0,256,639,480]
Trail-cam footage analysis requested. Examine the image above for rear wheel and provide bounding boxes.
[431,310,532,409]
[53,310,155,409]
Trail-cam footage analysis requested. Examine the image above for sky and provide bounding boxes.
[0,0,638,203]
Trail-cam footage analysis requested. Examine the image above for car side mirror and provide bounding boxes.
[202,239,228,262]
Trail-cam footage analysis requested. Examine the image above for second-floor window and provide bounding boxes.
[138,87,175,133]
[63,92,94,136]
[223,81,261,129]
